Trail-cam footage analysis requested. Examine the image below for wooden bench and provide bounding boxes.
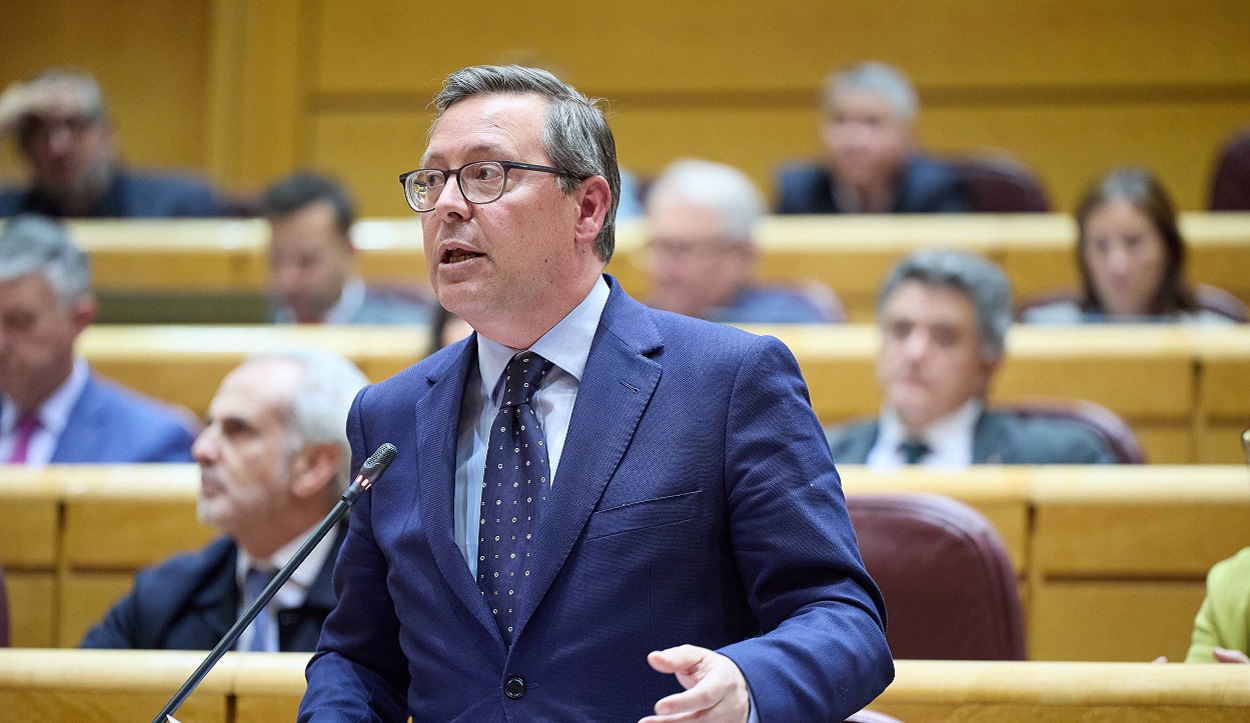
[5,464,1248,663]
[4,649,1248,722]
[67,213,1250,323]
[76,324,1250,463]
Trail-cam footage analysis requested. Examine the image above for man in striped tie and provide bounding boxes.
[81,349,367,651]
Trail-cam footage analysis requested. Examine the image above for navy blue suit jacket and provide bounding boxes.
[300,277,892,722]
[0,170,225,218]
[775,156,970,214]
[81,530,343,650]
[0,373,194,464]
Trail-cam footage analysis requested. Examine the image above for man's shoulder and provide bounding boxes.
[978,409,1117,464]
[354,285,435,325]
[898,155,970,212]
[718,285,837,324]
[82,374,194,431]
[824,419,879,464]
[0,186,27,215]
[133,536,236,591]
[114,170,224,217]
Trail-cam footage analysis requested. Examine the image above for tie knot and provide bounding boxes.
[245,567,277,598]
[898,438,931,465]
[14,413,39,435]
[501,353,554,408]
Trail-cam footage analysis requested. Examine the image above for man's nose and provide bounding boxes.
[435,175,473,222]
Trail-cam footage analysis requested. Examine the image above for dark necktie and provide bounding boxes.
[898,438,931,465]
[477,352,554,645]
[243,566,278,652]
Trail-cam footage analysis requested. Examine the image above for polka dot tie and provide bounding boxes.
[477,352,554,645]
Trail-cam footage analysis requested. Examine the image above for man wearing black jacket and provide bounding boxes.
[82,349,367,650]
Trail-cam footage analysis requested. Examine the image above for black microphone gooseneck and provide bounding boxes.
[152,442,398,723]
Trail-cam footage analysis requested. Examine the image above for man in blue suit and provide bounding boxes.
[0,69,224,218]
[300,65,892,723]
[775,62,969,215]
[0,214,194,465]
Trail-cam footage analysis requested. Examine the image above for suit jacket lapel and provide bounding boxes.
[514,285,663,638]
[50,375,103,463]
[413,336,504,640]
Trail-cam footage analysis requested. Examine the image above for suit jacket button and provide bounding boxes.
[504,676,526,699]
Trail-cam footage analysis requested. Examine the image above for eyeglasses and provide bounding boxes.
[398,161,577,213]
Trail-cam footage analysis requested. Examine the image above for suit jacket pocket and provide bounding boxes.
[584,490,702,541]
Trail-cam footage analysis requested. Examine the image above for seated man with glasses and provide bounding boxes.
[643,159,843,324]
[0,68,225,218]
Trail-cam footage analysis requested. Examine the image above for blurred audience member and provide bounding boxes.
[1023,168,1236,325]
[1210,128,1250,211]
[0,69,224,218]
[646,159,842,323]
[827,250,1116,468]
[262,172,433,325]
[81,349,368,650]
[776,62,969,215]
[0,214,195,465]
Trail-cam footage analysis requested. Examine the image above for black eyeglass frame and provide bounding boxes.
[398,161,581,213]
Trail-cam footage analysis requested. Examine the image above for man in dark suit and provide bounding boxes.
[299,65,892,723]
[81,349,368,650]
[775,62,969,215]
[0,69,224,218]
[0,214,195,465]
[645,158,842,324]
[826,249,1117,467]
[262,172,434,325]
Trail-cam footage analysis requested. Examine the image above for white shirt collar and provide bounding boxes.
[321,277,367,324]
[0,357,91,438]
[475,276,610,402]
[273,277,366,324]
[873,398,983,469]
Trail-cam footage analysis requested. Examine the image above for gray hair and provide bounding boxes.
[32,68,106,114]
[877,249,1013,359]
[432,65,621,263]
[646,159,765,244]
[244,349,369,496]
[823,61,918,121]
[0,214,92,308]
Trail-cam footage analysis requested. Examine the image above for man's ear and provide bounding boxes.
[572,175,611,247]
[70,294,97,337]
[288,443,342,500]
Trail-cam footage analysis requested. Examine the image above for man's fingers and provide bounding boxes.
[652,676,721,716]
[647,645,708,676]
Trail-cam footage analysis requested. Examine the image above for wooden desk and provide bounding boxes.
[874,660,1250,722]
[77,324,430,416]
[71,324,1250,462]
[0,471,62,648]
[0,648,233,723]
[8,651,1243,723]
[1028,466,1250,662]
[69,214,1250,324]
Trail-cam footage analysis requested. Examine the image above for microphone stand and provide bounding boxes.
[152,443,396,723]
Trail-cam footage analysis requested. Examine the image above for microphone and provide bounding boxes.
[152,442,398,723]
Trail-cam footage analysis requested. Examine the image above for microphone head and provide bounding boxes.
[365,442,397,470]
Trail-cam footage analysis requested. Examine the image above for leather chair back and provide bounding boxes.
[848,493,1026,660]
[950,155,1050,213]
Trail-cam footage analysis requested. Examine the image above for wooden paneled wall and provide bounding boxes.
[3,1,1249,215]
